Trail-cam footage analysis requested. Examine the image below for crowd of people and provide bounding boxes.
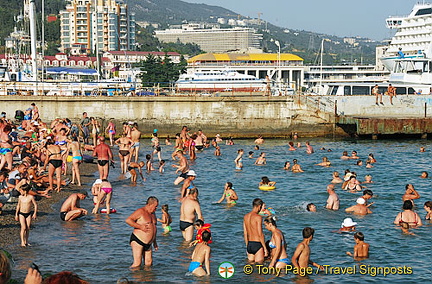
[1,104,432,282]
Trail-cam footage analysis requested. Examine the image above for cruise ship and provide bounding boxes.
[175,70,266,92]
[380,2,432,71]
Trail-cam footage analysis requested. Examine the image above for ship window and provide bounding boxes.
[330,86,339,96]
[352,86,369,95]
[344,86,351,95]
[407,87,415,94]
[396,87,407,95]
[415,8,432,16]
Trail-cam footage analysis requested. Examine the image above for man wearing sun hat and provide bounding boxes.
[345,197,372,215]
[340,218,357,232]
[181,170,197,198]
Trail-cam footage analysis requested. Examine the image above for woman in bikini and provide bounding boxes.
[0,125,14,171]
[44,140,63,192]
[115,133,133,174]
[92,179,113,214]
[54,128,69,176]
[90,117,100,147]
[216,182,238,205]
[68,136,82,186]
[105,119,116,147]
[394,200,423,227]
[234,149,244,170]
[264,216,289,268]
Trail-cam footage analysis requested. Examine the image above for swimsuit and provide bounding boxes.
[195,145,204,150]
[163,225,172,232]
[109,130,115,134]
[73,156,82,161]
[49,159,63,169]
[399,212,418,226]
[19,211,32,218]
[129,233,152,251]
[278,258,290,264]
[55,141,67,146]
[97,160,109,166]
[131,142,140,148]
[188,261,202,272]
[60,211,67,221]
[119,150,130,156]
[247,241,263,255]
[179,172,188,179]
[0,148,12,155]
[101,187,112,194]
[179,220,194,231]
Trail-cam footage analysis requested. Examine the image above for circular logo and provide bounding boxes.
[218,261,235,279]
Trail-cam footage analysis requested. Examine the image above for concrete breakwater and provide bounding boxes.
[0,95,340,138]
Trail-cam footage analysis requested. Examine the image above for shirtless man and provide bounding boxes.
[31,103,39,121]
[305,141,314,154]
[346,232,369,259]
[172,133,183,160]
[173,150,189,185]
[243,198,267,263]
[325,184,339,210]
[180,188,203,242]
[254,135,264,145]
[387,83,396,105]
[402,184,421,204]
[59,191,88,221]
[130,123,142,163]
[345,197,372,215]
[93,136,113,179]
[125,196,159,268]
[180,126,189,143]
[291,227,323,270]
[372,84,383,105]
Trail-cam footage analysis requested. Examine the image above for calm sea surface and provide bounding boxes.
[9,138,432,283]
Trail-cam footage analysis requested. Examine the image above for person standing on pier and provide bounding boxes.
[126,196,159,268]
[387,84,396,105]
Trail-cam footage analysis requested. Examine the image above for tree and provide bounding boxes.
[137,53,187,87]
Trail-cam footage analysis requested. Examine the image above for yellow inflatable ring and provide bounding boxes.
[259,185,276,191]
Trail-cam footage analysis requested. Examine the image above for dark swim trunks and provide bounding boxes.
[129,233,152,251]
[18,211,32,218]
[179,172,188,179]
[179,220,193,231]
[97,160,109,166]
[60,211,67,221]
[247,241,263,255]
[119,150,130,156]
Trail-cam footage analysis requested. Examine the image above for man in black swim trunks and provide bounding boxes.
[59,191,88,221]
[93,136,113,179]
[180,188,203,242]
[243,198,268,263]
[126,196,159,268]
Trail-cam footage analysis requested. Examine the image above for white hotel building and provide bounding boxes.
[59,0,136,54]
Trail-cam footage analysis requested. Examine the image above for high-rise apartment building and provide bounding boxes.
[60,0,135,54]
[155,24,262,53]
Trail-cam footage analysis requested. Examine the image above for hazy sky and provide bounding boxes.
[183,0,419,40]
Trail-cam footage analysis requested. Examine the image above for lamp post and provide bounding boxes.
[274,40,281,86]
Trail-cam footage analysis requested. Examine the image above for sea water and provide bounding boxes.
[9,138,432,283]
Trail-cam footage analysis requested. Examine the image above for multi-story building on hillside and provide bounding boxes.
[155,24,262,53]
[59,0,135,54]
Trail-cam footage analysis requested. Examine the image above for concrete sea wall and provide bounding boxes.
[0,96,338,138]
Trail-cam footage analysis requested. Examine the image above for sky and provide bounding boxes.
[183,0,420,40]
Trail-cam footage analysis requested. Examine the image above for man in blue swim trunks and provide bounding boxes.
[243,198,268,263]
[126,196,159,268]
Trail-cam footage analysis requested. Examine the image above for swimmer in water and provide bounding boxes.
[216,182,238,205]
[248,151,254,158]
[365,161,373,168]
[214,146,221,156]
[346,232,369,259]
[424,201,432,220]
[340,151,350,160]
[259,176,276,187]
[288,141,296,151]
[157,204,172,235]
[306,203,316,212]
[291,159,304,173]
[350,151,359,159]
[331,171,343,183]
[363,175,373,184]
[234,149,244,170]
[367,153,377,163]
[419,147,426,152]
[283,161,291,170]
[254,152,267,165]
[339,217,357,232]
[420,171,428,178]
[356,160,363,166]
[400,221,416,236]
[316,156,331,167]
[305,141,314,154]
